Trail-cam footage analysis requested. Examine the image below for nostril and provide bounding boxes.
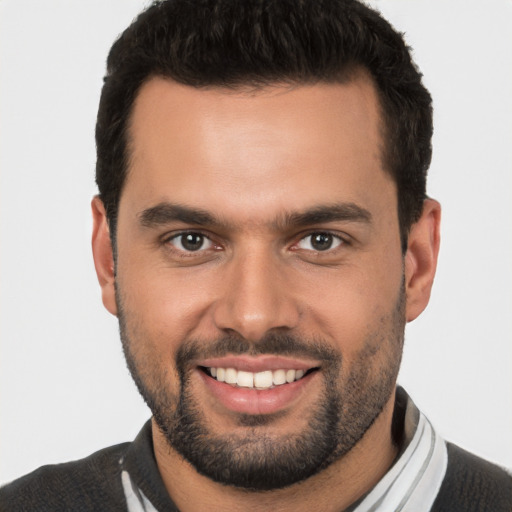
[211,277,301,341]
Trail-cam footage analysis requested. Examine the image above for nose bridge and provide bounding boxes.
[212,243,299,341]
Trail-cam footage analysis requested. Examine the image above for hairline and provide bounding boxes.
[109,68,405,251]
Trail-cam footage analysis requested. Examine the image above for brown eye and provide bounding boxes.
[169,233,212,252]
[311,233,333,250]
[297,232,343,252]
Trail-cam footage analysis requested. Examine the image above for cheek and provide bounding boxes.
[117,282,184,394]
[116,260,219,353]
[302,260,403,352]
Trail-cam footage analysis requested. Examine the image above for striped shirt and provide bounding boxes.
[3,387,511,511]
[121,388,448,512]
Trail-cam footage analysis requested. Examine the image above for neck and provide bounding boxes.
[153,393,399,512]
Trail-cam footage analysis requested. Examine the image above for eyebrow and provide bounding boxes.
[280,203,372,228]
[139,203,218,228]
[138,201,372,230]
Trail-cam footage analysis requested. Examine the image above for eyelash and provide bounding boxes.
[164,231,218,256]
[163,230,349,256]
[293,231,347,253]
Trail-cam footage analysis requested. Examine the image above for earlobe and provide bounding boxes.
[91,196,118,316]
[404,199,441,322]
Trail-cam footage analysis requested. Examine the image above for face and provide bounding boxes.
[100,76,411,490]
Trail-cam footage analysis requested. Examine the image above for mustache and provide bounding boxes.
[176,332,341,369]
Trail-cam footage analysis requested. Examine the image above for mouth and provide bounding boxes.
[200,366,318,390]
[196,357,321,416]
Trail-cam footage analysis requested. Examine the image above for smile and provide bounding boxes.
[197,361,320,415]
[205,367,313,390]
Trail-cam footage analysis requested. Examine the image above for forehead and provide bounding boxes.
[122,75,394,226]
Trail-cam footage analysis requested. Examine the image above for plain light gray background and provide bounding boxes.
[1,0,511,485]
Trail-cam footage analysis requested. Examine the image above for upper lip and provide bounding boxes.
[198,355,320,373]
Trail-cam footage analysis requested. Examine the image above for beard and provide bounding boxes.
[117,284,405,491]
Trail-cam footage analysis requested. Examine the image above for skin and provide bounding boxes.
[92,74,440,511]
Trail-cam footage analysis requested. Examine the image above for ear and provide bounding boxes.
[404,198,441,322]
[91,196,118,316]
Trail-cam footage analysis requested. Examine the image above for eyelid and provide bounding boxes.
[291,230,350,252]
[160,228,351,255]
[163,230,219,253]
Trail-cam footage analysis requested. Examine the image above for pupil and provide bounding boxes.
[182,233,203,251]
[312,233,332,251]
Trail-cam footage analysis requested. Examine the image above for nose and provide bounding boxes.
[212,247,301,342]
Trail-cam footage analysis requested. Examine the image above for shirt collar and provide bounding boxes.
[121,387,447,512]
[347,387,448,512]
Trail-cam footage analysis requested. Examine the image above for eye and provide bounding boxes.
[296,232,344,252]
[168,232,213,252]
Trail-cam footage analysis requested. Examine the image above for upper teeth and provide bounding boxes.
[209,367,306,390]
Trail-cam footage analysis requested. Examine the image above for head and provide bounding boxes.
[92,0,440,493]
[96,0,433,251]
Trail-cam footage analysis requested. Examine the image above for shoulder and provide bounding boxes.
[0,442,130,512]
[431,442,512,512]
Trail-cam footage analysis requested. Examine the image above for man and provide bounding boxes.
[1,0,511,510]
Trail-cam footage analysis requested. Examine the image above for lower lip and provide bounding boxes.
[198,369,317,415]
